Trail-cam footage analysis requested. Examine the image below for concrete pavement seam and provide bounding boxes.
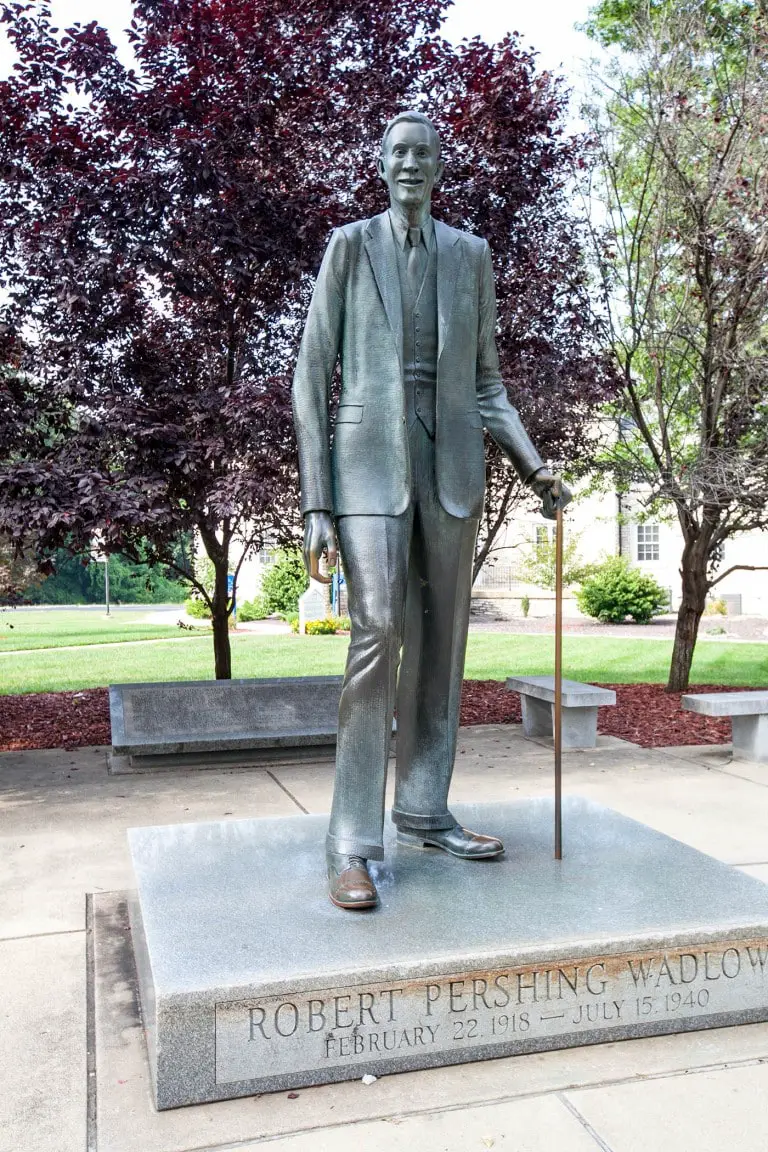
[661,745,768,790]
[557,1093,617,1152]
[0,927,86,944]
[709,763,768,790]
[86,893,98,1152]
[129,1053,768,1152]
[265,770,310,815]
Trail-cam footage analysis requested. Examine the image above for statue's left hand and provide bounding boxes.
[529,469,572,521]
[303,511,337,585]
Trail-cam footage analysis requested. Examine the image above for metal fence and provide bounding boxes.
[472,565,523,592]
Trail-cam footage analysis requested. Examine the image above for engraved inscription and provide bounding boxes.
[214,942,768,1084]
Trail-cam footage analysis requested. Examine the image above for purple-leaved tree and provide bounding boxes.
[0,0,615,677]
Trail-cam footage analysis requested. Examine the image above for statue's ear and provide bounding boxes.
[434,158,445,187]
[376,154,386,182]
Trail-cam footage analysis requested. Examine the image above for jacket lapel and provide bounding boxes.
[364,212,402,366]
[435,219,461,358]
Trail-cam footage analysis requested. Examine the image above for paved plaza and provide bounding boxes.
[2,725,768,1151]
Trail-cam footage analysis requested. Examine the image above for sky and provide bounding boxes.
[0,0,601,101]
[443,0,598,77]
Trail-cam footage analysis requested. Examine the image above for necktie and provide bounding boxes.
[407,226,426,295]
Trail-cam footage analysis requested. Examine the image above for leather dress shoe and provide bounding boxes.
[397,823,504,859]
[327,852,378,910]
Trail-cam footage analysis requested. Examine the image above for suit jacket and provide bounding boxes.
[292,210,544,520]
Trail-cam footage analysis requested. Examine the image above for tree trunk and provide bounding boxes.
[667,531,711,693]
[211,558,232,680]
[211,607,232,679]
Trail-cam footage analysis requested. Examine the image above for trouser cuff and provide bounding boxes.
[391,808,456,831]
[326,832,385,862]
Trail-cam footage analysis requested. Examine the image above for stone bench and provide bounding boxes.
[506,676,616,749]
[681,691,768,763]
[109,676,344,774]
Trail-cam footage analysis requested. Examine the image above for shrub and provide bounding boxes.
[704,597,727,616]
[303,614,349,635]
[184,596,211,619]
[260,549,309,615]
[576,557,669,624]
[520,595,530,618]
[301,617,333,635]
[236,595,269,622]
[305,617,338,635]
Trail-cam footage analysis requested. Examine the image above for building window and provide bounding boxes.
[534,524,556,547]
[637,524,659,561]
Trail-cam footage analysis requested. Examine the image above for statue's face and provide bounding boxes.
[377,121,443,211]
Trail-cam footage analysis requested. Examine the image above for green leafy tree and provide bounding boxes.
[260,550,309,616]
[20,548,189,604]
[577,556,669,623]
[583,0,759,53]
[516,529,595,591]
[583,0,768,688]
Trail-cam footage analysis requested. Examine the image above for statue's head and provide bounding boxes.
[377,111,443,212]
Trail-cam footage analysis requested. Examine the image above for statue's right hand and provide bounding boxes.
[302,512,337,585]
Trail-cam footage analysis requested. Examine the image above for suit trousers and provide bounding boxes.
[327,419,479,860]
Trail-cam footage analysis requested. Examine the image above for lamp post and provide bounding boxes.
[92,533,111,617]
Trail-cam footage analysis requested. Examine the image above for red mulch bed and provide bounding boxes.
[597,683,735,747]
[0,688,111,752]
[0,681,752,753]
[460,680,738,747]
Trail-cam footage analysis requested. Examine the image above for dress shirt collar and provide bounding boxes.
[388,208,435,252]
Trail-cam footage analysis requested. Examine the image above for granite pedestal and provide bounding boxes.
[682,691,768,764]
[127,798,768,1109]
[507,677,616,748]
[109,676,343,773]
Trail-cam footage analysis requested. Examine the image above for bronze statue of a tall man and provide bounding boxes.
[292,112,569,910]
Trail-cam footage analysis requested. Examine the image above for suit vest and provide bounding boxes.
[395,233,438,438]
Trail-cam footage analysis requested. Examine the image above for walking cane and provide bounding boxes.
[542,480,565,858]
[554,497,564,860]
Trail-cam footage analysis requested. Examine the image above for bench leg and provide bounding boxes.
[732,715,768,764]
[521,695,553,739]
[562,706,599,750]
[521,699,600,749]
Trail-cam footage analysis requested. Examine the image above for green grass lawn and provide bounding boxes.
[0,607,197,651]
[1,629,766,695]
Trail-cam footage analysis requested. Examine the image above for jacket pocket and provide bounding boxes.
[335,404,364,424]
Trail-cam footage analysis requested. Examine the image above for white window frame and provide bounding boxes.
[533,523,556,547]
[636,523,660,562]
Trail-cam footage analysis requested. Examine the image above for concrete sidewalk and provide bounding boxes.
[1,726,767,1152]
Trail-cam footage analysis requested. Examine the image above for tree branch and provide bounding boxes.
[709,564,768,590]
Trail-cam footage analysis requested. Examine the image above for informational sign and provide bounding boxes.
[298,582,327,634]
[227,573,236,621]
